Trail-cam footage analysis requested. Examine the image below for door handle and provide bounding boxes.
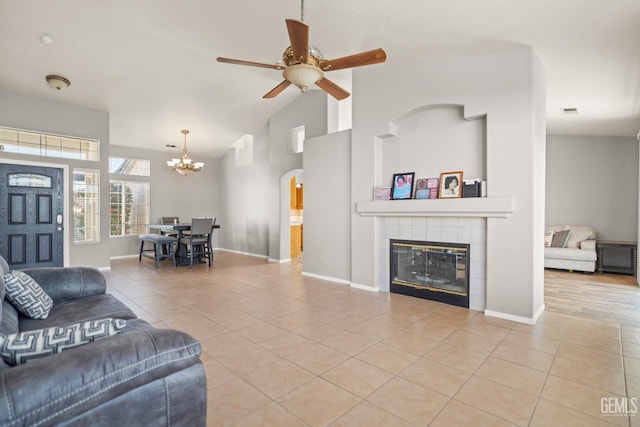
[56,214,63,225]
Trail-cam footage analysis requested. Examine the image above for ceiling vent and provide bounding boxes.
[561,107,579,115]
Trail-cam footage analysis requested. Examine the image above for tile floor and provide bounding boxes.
[105,252,640,426]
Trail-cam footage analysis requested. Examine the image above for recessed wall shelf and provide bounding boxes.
[356,196,515,218]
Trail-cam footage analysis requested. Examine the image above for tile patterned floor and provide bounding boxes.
[105,253,640,426]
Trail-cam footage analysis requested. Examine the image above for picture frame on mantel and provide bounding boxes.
[391,172,415,200]
[373,186,391,201]
[414,178,430,199]
[439,171,463,198]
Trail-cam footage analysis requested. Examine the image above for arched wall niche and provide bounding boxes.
[375,104,487,188]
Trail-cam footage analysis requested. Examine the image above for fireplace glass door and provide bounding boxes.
[390,239,470,308]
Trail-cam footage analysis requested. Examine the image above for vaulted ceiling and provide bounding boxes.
[0,0,638,158]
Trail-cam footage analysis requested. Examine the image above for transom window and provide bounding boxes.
[109,157,150,176]
[0,126,99,161]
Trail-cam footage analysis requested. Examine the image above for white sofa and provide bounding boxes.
[544,225,597,272]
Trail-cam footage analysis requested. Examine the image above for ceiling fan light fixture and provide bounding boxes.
[45,74,70,90]
[283,63,323,92]
[216,0,385,100]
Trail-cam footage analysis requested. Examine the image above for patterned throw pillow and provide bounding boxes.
[3,271,54,319]
[0,318,127,365]
[551,229,571,248]
[544,230,555,248]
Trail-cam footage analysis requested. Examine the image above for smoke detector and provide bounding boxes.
[40,34,53,45]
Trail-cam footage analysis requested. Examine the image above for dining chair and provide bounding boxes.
[159,216,179,254]
[160,216,179,235]
[178,218,214,268]
[209,217,218,264]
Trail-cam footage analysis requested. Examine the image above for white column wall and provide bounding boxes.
[351,47,546,323]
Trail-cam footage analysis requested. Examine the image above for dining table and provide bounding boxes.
[147,222,220,266]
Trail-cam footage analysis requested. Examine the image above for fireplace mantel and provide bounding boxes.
[357,196,515,218]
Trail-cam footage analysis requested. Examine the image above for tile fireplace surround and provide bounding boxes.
[378,216,486,311]
[357,196,516,313]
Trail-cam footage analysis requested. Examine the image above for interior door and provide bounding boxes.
[0,163,64,269]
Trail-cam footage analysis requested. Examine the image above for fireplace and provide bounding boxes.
[390,239,470,308]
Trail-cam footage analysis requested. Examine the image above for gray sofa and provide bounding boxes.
[0,256,206,426]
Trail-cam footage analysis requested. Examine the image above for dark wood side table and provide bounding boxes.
[596,240,637,275]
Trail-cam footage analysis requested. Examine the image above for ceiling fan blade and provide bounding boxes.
[217,57,283,70]
[320,48,387,71]
[316,77,350,100]
[263,80,292,99]
[285,19,309,63]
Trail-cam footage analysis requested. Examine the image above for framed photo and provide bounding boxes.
[414,178,430,199]
[373,186,391,201]
[439,171,463,198]
[426,178,440,199]
[391,172,415,200]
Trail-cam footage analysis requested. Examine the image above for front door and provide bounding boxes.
[0,163,64,269]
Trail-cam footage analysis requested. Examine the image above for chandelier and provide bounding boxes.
[166,130,204,175]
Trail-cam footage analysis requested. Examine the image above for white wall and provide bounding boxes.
[0,90,111,268]
[303,130,351,282]
[109,145,220,258]
[379,105,486,183]
[350,47,547,322]
[267,91,328,260]
[218,125,270,257]
[0,90,221,266]
[546,135,638,241]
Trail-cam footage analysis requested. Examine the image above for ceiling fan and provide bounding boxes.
[216,1,386,100]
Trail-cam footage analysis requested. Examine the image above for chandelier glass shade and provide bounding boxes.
[166,130,204,175]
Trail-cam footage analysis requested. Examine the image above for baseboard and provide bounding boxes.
[301,271,350,285]
[110,248,268,263]
[349,282,379,292]
[216,248,268,259]
[484,303,545,325]
[110,255,138,260]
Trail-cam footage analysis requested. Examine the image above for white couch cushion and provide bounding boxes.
[565,226,596,248]
[545,247,597,262]
[544,230,555,248]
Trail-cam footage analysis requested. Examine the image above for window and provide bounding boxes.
[232,134,254,167]
[0,126,99,161]
[8,173,52,188]
[288,125,305,154]
[109,157,150,176]
[73,170,100,243]
[110,181,149,236]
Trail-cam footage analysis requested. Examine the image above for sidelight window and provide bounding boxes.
[73,170,100,243]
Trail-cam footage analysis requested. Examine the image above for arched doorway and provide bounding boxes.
[278,168,303,261]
